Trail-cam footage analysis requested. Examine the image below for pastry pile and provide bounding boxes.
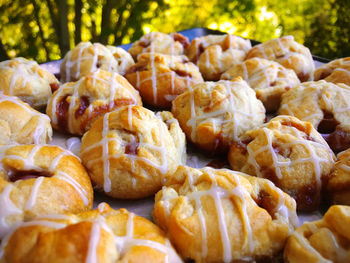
[1,30,350,262]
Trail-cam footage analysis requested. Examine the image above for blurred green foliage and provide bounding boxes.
[0,0,348,63]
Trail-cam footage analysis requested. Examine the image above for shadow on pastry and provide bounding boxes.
[228,115,335,212]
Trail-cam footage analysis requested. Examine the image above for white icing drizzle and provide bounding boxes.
[25,176,44,210]
[0,184,22,239]
[0,94,50,144]
[86,219,101,263]
[81,107,170,192]
[50,69,138,134]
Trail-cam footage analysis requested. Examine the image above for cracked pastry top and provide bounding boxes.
[60,42,134,82]
[246,36,315,82]
[228,115,335,211]
[153,165,297,262]
[284,205,350,263]
[186,34,252,80]
[0,203,182,263]
[125,52,203,109]
[128,32,189,60]
[278,80,350,152]
[0,57,59,110]
[47,69,142,135]
[80,105,186,199]
[221,57,300,112]
[171,78,265,154]
[314,56,350,86]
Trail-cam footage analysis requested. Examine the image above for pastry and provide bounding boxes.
[228,115,335,211]
[246,36,314,82]
[0,94,52,145]
[47,69,142,135]
[221,57,300,112]
[278,80,350,152]
[125,53,203,108]
[0,57,59,110]
[80,105,186,199]
[0,203,182,263]
[128,32,189,60]
[314,57,350,86]
[186,34,252,80]
[0,144,94,239]
[106,46,135,75]
[284,205,350,263]
[327,148,350,205]
[60,42,134,82]
[153,165,298,262]
[171,78,265,154]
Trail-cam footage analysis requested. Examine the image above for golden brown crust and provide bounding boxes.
[80,105,186,199]
[284,205,350,263]
[278,80,350,152]
[0,144,94,239]
[327,149,350,205]
[0,203,182,263]
[221,57,300,112]
[46,69,142,135]
[153,165,297,262]
[314,57,350,86]
[60,42,132,82]
[125,53,203,109]
[0,94,52,145]
[228,115,335,211]
[106,46,135,75]
[0,57,58,110]
[246,36,315,82]
[186,34,252,80]
[128,32,189,60]
[171,78,265,154]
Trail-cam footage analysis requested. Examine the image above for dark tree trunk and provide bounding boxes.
[99,0,116,44]
[31,0,50,61]
[74,0,82,44]
[0,38,9,61]
[57,0,71,57]
[114,1,127,45]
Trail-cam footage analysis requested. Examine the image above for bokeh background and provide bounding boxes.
[0,0,349,63]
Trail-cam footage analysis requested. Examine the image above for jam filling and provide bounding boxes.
[125,140,139,155]
[50,82,60,92]
[318,111,339,134]
[254,190,276,218]
[75,96,90,118]
[8,170,53,182]
[56,95,70,131]
[125,64,148,74]
[172,33,189,48]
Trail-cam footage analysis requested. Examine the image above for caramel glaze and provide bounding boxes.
[254,189,277,219]
[50,82,60,92]
[56,95,70,132]
[8,170,53,182]
[172,33,189,48]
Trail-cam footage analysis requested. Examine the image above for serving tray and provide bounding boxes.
[44,27,325,223]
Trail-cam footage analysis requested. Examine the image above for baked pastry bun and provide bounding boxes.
[0,203,183,263]
[60,42,134,82]
[221,57,300,112]
[47,69,142,135]
[153,165,298,262]
[186,34,252,80]
[80,105,186,199]
[128,32,189,60]
[0,144,93,239]
[106,46,135,75]
[0,94,52,145]
[278,80,350,152]
[228,115,335,211]
[284,205,350,263]
[125,53,203,108]
[327,148,350,205]
[171,78,265,154]
[0,57,59,110]
[314,57,350,86]
[246,36,314,82]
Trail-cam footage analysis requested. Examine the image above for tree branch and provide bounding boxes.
[74,0,82,44]
[0,37,9,61]
[57,0,71,56]
[99,0,116,44]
